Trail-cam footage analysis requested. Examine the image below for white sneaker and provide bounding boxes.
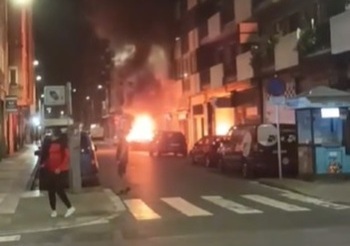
[51,211,57,218]
[64,207,76,218]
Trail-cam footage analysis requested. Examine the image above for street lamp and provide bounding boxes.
[97,84,103,90]
[72,88,77,93]
[86,96,90,100]
[36,75,42,81]
[13,0,33,6]
[33,60,39,67]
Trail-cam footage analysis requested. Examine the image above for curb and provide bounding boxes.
[258,180,303,194]
[0,213,120,236]
[25,161,40,191]
[258,180,350,205]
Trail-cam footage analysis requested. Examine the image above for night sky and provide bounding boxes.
[33,0,85,87]
[33,0,175,121]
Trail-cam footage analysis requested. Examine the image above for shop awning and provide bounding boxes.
[286,86,350,109]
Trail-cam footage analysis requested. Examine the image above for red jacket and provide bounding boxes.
[46,142,69,172]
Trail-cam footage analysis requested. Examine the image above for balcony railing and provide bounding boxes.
[297,21,331,57]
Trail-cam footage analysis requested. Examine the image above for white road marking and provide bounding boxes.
[104,189,126,212]
[161,197,212,217]
[21,190,44,198]
[124,199,161,220]
[202,196,263,214]
[281,192,350,210]
[242,194,310,212]
[0,235,21,242]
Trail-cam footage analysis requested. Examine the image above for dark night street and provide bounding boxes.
[93,143,350,246]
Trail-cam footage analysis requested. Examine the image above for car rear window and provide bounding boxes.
[81,134,91,150]
[162,132,185,142]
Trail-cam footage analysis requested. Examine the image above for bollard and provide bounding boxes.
[69,127,81,193]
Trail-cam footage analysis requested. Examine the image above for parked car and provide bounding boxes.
[149,131,187,157]
[217,124,298,178]
[36,131,99,189]
[190,136,230,167]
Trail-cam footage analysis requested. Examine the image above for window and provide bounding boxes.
[297,110,312,144]
[313,109,344,145]
[9,67,17,84]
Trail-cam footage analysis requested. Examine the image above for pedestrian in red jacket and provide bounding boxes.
[41,128,75,218]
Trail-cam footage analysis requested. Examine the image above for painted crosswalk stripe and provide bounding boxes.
[281,193,350,210]
[124,199,161,220]
[242,194,310,212]
[0,235,21,242]
[202,196,262,214]
[162,197,213,217]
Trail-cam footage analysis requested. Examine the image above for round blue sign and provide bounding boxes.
[266,78,286,97]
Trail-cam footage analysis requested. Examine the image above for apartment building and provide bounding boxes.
[171,0,350,148]
[7,0,35,154]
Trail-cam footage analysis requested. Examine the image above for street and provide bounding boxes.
[96,144,350,246]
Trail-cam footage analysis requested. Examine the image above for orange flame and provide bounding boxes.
[126,114,155,142]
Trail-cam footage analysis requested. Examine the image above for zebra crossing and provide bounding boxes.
[122,193,350,221]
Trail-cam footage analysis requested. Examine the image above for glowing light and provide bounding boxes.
[13,0,33,6]
[216,123,231,136]
[86,96,90,100]
[31,116,40,127]
[33,60,39,66]
[126,114,155,143]
[36,75,42,81]
[97,84,103,90]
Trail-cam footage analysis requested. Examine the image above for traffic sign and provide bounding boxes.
[266,78,286,97]
[44,86,66,106]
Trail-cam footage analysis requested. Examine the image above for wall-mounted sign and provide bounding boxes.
[5,96,17,112]
[44,86,66,106]
[266,78,286,97]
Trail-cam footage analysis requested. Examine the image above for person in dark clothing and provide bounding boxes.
[115,134,130,195]
[40,128,75,218]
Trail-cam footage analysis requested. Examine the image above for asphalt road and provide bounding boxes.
[90,144,350,246]
[14,144,350,246]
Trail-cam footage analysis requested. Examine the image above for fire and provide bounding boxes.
[216,122,231,136]
[126,114,155,142]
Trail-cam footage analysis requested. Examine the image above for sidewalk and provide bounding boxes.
[259,178,350,204]
[0,188,126,235]
[0,145,38,215]
[0,145,126,235]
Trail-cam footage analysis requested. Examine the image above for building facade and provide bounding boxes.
[6,0,35,155]
[171,0,350,150]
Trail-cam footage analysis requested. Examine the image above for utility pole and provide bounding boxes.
[66,82,82,192]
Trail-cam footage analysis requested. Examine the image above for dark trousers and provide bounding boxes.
[47,171,71,210]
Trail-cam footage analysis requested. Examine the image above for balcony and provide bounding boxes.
[199,69,210,90]
[210,63,224,89]
[331,9,350,55]
[274,31,299,71]
[236,51,254,81]
[189,73,200,95]
[297,21,331,58]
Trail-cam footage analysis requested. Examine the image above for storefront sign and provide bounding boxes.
[5,96,17,112]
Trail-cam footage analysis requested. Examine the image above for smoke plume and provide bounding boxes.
[83,0,176,116]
